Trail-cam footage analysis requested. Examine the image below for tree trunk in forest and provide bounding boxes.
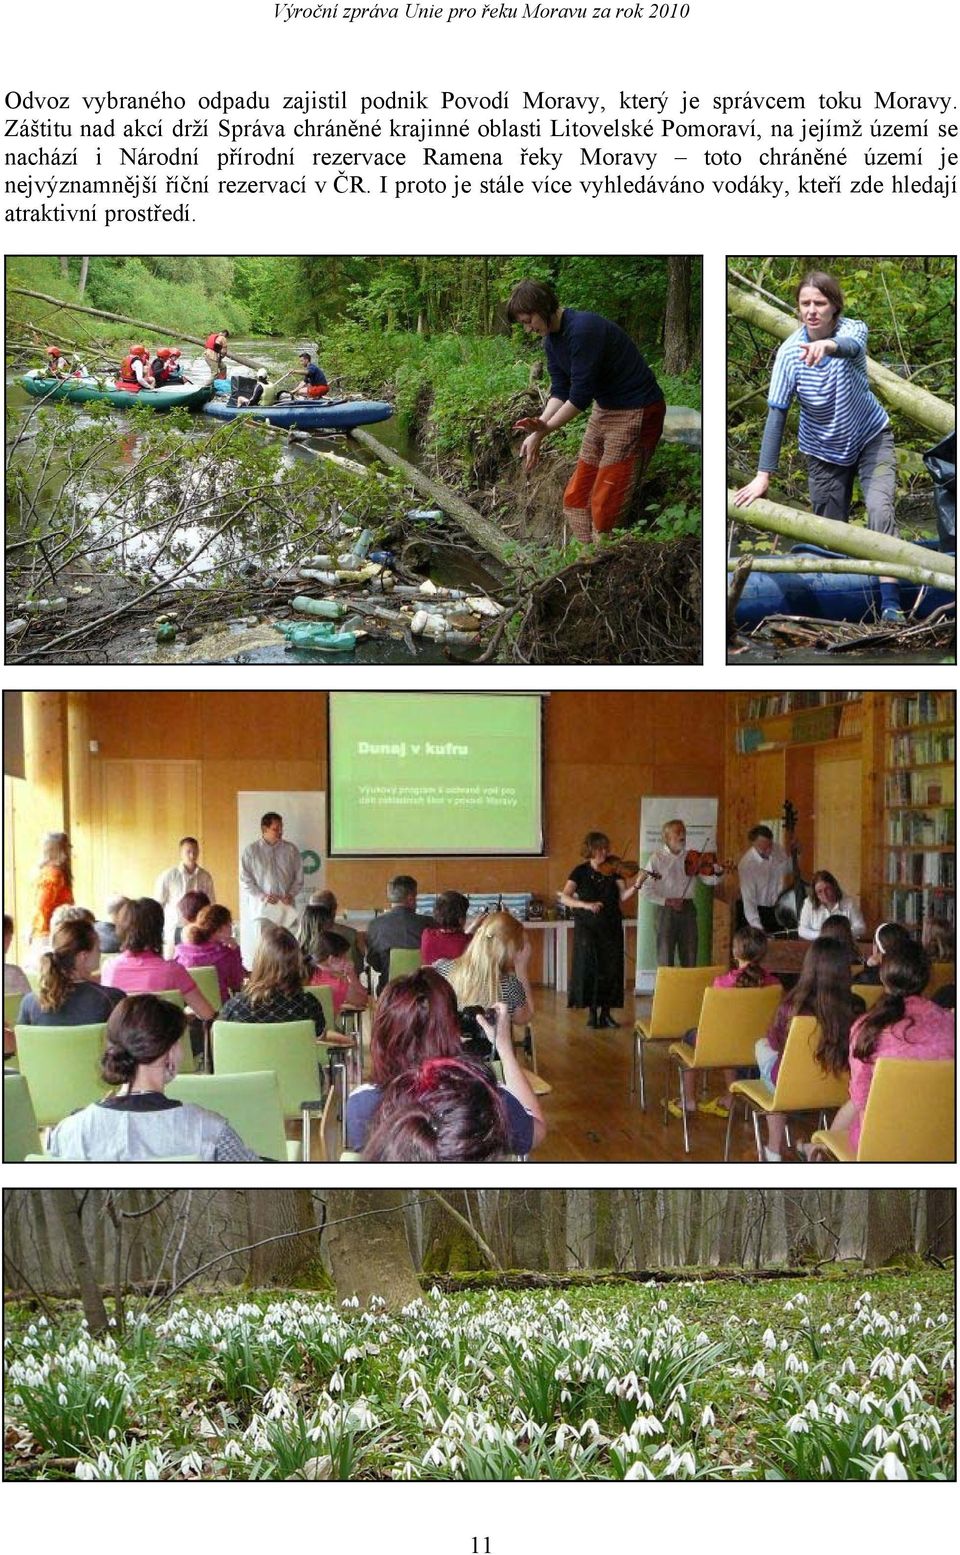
[58,258,69,278]
[323,1191,422,1309]
[727,283,956,436]
[246,1191,320,1287]
[663,257,692,375]
[727,491,956,587]
[347,425,530,573]
[717,1191,744,1265]
[864,1191,915,1267]
[46,1191,109,1334]
[77,257,90,299]
[922,1189,955,1260]
[7,289,265,371]
[420,1191,496,1272]
[784,1192,820,1264]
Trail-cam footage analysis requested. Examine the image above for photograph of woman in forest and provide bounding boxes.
[726,256,955,661]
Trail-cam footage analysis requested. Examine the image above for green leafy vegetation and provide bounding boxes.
[4,1270,952,1481]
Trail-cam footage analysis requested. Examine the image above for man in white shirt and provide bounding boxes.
[640,819,721,967]
[737,825,792,934]
[240,812,304,935]
[154,837,215,948]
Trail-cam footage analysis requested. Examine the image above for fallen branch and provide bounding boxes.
[727,490,956,581]
[727,554,955,592]
[8,287,264,371]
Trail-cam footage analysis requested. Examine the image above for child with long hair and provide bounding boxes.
[219,922,325,1036]
[174,903,247,1003]
[830,941,954,1153]
[303,927,367,1016]
[433,910,534,1025]
[674,925,781,1118]
[755,937,864,1160]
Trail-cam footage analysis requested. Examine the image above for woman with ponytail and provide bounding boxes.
[831,941,954,1153]
[17,920,125,1028]
[47,994,259,1161]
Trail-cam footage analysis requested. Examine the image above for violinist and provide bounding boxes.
[737,824,792,934]
[559,831,651,1030]
[640,819,725,968]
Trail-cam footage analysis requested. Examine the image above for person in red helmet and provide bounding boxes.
[115,346,155,394]
[151,347,186,387]
[43,346,71,379]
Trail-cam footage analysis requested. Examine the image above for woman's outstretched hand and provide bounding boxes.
[732,472,770,508]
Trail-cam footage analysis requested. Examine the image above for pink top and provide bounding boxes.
[173,939,247,1003]
[713,968,781,989]
[421,927,471,965]
[307,965,347,1016]
[102,950,203,1011]
[848,995,955,1150]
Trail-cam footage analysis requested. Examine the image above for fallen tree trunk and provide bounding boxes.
[727,284,956,437]
[727,554,955,592]
[727,490,956,579]
[8,287,264,372]
[348,425,529,572]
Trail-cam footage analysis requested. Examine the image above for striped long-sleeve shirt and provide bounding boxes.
[765,317,888,467]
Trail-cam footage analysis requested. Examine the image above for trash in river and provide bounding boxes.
[156,622,177,645]
[291,595,345,620]
[277,621,360,652]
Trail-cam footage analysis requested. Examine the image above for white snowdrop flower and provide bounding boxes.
[786,1414,810,1435]
[143,1460,160,1481]
[783,1300,794,1314]
[762,1328,777,1350]
[804,1400,821,1421]
[785,1352,803,1374]
[329,1369,344,1394]
[107,1428,118,1442]
[872,1452,908,1481]
[95,1395,110,1409]
[750,1361,766,1380]
[423,1442,447,1468]
[222,1440,247,1462]
[840,1356,857,1376]
[624,1460,655,1480]
[580,1419,601,1441]
[819,1455,832,1475]
[862,1424,888,1451]
[75,1462,97,1481]
[555,1424,575,1450]
[820,1323,832,1335]
[633,1413,664,1438]
[695,1331,711,1347]
[700,1405,715,1428]
[902,1353,928,1378]
[870,1352,897,1381]
[180,1452,203,1478]
[343,1346,362,1362]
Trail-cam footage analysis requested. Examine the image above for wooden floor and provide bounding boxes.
[527,989,769,1165]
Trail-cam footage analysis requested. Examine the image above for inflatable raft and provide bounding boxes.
[19,371,213,412]
[734,542,955,629]
[202,395,393,430]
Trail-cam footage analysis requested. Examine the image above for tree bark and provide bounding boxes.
[864,1191,915,1267]
[348,425,530,572]
[46,1190,109,1333]
[727,491,956,583]
[323,1191,422,1308]
[726,554,956,592]
[8,288,264,371]
[922,1189,955,1261]
[727,283,955,436]
[246,1191,320,1287]
[663,256,692,375]
[77,258,90,299]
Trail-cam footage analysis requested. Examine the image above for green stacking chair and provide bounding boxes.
[388,948,422,981]
[15,1024,109,1129]
[212,1019,323,1161]
[168,1070,294,1161]
[4,1072,43,1161]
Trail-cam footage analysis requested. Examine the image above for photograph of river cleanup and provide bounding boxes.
[4,255,702,665]
[726,255,955,667]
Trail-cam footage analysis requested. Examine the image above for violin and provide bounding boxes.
[598,855,661,883]
[684,850,735,879]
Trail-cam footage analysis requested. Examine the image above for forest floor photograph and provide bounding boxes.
[5,256,701,665]
[3,1189,954,1482]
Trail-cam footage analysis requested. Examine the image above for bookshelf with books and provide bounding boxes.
[880,691,956,931]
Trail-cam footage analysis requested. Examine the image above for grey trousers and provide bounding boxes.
[656,901,699,967]
[805,425,897,534]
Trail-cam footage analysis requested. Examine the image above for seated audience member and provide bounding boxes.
[299,910,366,1016]
[674,925,781,1119]
[173,888,212,947]
[754,938,865,1161]
[817,913,870,976]
[4,914,31,999]
[856,921,913,985]
[307,888,365,971]
[363,1058,510,1163]
[798,870,866,941]
[174,904,247,1003]
[365,875,436,993]
[47,994,259,1162]
[421,891,473,965]
[16,920,125,1029]
[94,896,127,956]
[219,922,326,1036]
[49,904,96,936]
[829,941,956,1154]
[922,917,955,1008]
[434,911,535,1027]
[101,898,214,1021]
[346,970,543,1155]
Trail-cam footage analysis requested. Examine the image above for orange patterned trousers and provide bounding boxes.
[563,400,666,539]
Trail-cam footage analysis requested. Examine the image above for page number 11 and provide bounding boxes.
[472,1540,491,1554]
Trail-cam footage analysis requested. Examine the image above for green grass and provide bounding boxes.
[4,1269,953,1481]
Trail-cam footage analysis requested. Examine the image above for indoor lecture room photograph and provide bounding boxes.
[3,687,955,1165]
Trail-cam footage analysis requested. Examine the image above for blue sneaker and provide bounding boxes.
[880,607,906,624]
